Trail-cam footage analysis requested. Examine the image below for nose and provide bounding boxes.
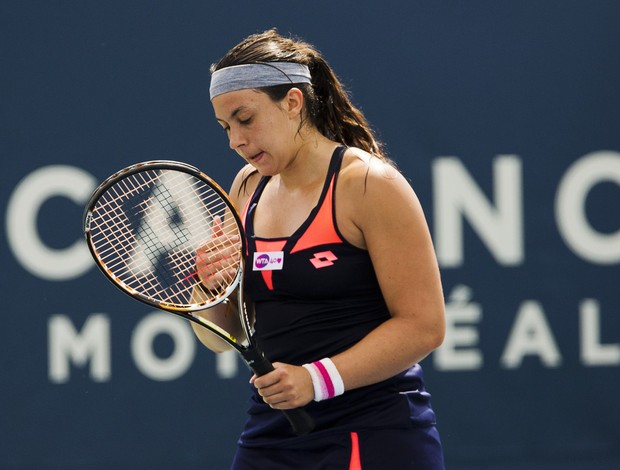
[228,127,245,151]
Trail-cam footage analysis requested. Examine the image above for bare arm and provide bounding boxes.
[332,160,445,390]
[190,287,244,353]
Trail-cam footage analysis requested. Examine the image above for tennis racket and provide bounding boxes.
[82,160,314,436]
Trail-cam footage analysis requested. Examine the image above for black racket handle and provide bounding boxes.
[242,348,315,436]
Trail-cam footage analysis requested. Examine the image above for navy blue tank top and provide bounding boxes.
[239,146,437,447]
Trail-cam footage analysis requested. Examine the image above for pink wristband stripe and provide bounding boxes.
[313,360,336,399]
[302,357,345,402]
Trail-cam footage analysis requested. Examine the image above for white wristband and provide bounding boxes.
[302,358,345,402]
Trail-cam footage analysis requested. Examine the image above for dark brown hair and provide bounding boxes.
[211,29,390,162]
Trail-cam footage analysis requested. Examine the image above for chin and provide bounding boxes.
[253,165,278,177]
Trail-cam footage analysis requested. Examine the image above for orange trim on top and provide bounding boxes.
[290,176,342,254]
[241,197,254,225]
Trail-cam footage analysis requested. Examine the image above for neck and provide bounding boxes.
[276,130,339,190]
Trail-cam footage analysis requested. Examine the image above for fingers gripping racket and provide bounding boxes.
[83,160,314,436]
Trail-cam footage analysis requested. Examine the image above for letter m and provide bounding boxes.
[48,314,111,383]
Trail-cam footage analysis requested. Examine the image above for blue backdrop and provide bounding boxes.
[2,1,619,468]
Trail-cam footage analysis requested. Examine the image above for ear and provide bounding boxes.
[285,87,304,118]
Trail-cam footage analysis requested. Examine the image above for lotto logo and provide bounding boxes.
[310,251,338,269]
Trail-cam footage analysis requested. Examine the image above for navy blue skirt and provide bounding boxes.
[230,425,445,470]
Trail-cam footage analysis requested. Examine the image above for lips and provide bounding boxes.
[249,151,264,163]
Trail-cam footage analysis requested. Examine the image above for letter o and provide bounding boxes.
[555,151,620,264]
[131,313,196,381]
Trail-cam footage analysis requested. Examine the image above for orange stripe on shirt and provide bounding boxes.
[290,176,342,254]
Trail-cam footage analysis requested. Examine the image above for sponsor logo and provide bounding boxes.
[253,251,284,271]
[309,250,338,269]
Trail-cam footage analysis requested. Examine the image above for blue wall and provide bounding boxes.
[2,1,619,468]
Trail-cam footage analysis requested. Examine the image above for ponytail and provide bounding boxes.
[308,55,388,161]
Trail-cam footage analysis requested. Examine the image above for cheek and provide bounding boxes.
[259,118,290,145]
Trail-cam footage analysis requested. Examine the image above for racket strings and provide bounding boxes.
[89,169,242,308]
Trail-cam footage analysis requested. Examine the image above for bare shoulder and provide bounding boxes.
[228,163,262,210]
[336,148,422,248]
[339,147,416,208]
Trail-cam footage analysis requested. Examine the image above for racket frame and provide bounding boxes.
[83,160,314,435]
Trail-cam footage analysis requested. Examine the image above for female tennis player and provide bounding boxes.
[193,29,446,469]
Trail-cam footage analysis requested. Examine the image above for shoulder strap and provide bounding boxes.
[241,175,270,236]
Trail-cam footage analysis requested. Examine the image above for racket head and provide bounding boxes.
[83,160,245,315]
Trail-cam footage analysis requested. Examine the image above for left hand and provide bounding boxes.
[251,362,314,409]
[195,215,241,291]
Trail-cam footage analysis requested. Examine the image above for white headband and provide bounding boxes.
[209,62,312,100]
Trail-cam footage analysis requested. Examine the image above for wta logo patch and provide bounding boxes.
[310,251,338,269]
[253,251,284,271]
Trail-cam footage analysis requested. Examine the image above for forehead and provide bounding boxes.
[212,89,269,119]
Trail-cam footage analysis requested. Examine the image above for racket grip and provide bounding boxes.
[280,407,316,436]
[242,348,316,436]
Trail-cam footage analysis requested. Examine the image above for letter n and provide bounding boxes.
[433,156,523,267]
